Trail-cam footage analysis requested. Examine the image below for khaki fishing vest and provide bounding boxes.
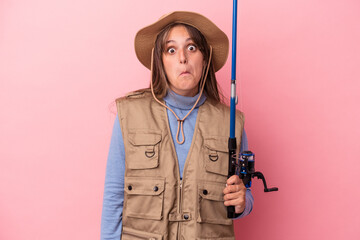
[116,90,244,240]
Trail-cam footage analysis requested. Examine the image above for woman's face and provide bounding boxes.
[162,25,204,97]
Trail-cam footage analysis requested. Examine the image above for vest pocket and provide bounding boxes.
[197,182,233,225]
[124,177,165,220]
[122,226,163,240]
[203,137,230,176]
[128,131,161,169]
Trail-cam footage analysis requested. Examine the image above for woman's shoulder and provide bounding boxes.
[115,88,152,102]
[205,99,244,120]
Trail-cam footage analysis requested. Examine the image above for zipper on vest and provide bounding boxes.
[178,178,182,212]
[177,178,182,239]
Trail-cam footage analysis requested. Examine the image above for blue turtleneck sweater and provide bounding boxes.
[100,91,254,240]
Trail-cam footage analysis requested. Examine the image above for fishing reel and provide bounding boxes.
[237,151,278,192]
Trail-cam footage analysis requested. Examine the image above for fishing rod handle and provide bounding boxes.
[227,206,236,218]
[227,137,237,218]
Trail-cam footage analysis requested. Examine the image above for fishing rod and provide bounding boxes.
[227,0,239,219]
[227,0,278,219]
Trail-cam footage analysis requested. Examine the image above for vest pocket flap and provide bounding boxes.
[127,131,161,170]
[124,177,165,220]
[199,182,225,201]
[128,133,161,146]
[125,177,165,196]
[204,137,228,152]
[203,137,229,176]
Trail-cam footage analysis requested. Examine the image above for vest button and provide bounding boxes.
[203,189,208,195]
[153,186,159,192]
[183,214,189,220]
[128,185,132,191]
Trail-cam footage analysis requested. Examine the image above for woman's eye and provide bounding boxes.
[188,45,196,51]
[167,48,176,54]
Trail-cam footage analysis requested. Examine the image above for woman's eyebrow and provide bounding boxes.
[165,38,193,44]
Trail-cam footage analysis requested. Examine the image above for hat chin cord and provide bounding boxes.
[150,46,213,145]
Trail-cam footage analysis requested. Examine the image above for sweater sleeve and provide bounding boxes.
[100,115,124,240]
[235,129,254,219]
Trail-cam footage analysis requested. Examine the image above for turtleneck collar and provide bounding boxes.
[163,89,207,110]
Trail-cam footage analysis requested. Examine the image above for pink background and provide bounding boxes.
[1,0,359,239]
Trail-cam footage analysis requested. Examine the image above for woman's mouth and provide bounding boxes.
[180,71,190,76]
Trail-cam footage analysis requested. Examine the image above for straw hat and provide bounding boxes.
[134,11,229,72]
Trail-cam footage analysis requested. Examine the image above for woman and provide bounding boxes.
[101,11,253,240]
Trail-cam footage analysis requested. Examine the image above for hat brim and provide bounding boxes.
[134,11,229,72]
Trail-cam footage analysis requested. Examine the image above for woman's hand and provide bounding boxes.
[223,175,246,214]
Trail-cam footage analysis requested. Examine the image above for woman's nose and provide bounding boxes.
[179,48,187,64]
